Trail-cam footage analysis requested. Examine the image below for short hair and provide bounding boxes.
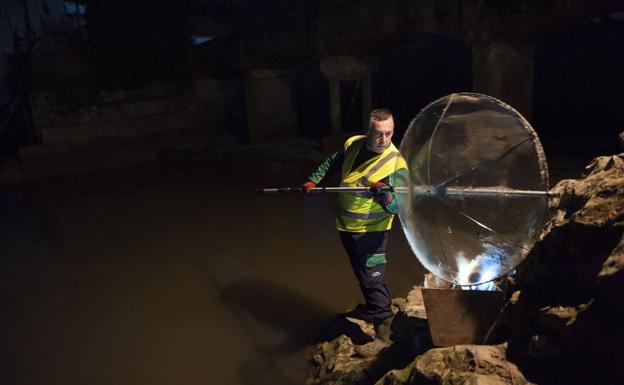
[369,108,393,122]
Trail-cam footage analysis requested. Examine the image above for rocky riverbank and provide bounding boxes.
[306,153,624,385]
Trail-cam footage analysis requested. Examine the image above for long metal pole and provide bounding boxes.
[258,186,555,197]
[410,186,556,198]
[258,187,387,193]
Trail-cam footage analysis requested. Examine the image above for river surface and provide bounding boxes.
[0,162,425,385]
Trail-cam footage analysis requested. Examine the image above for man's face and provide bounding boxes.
[366,117,394,153]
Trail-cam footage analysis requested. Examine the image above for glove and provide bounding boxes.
[370,181,389,195]
[370,181,393,205]
[302,181,316,194]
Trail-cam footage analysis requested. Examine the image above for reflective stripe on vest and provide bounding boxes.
[339,207,391,220]
[356,151,401,191]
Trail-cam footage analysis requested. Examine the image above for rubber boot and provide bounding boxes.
[353,317,392,357]
[343,303,377,323]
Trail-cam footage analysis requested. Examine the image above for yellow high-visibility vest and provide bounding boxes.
[336,135,407,232]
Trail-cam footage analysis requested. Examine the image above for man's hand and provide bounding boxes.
[370,181,389,195]
[370,181,393,205]
[302,181,317,194]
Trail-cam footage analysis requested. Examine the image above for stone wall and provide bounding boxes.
[30,79,227,145]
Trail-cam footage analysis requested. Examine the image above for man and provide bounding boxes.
[302,108,408,356]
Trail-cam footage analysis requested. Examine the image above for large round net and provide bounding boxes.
[394,93,549,286]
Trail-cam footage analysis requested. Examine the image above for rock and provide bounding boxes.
[404,286,428,319]
[597,233,624,279]
[307,286,431,385]
[510,154,623,303]
[391,287,429,344]
[307,335,374,385]
[498,153,624,384]
[526,334,562,360]
[378,344,534,385]
[537,305,578,331]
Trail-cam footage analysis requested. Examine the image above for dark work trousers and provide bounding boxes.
[339,231,392,322]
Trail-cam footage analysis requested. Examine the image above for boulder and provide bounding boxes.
[307,335,372,385]
[379,343,533,385]
[499,154,624,384]
[307,287,429,385]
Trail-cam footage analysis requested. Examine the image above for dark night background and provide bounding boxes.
[0,1,623,385]
[1,1,622,159]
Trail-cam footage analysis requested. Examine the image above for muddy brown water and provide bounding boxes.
[0,163,425,385]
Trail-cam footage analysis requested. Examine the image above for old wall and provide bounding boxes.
[7,79,230,180]
[30,79,226,145]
